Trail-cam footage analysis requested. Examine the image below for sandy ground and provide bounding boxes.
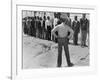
[23,34,89,69]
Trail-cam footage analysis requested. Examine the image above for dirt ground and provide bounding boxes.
[23,35,89,69]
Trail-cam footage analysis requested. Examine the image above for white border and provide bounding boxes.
[12,3,97,80]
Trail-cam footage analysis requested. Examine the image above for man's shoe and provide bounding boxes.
[57,65,61,67]
[68,63,74,67]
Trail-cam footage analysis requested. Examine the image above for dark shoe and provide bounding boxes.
[57,65,61,67]
[74,43,78,46]
[68,63,74,67]
[81,45,84,48]
[84,44,88,47]
[57,64,61,67]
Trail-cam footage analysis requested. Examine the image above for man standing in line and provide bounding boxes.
[31,17,36,37]
[66,13,72,43]
[53,15,59,42]
[42,16,46,39]
[45,16,52,40]
[36,16,40,38]
[72,16,80,45]
[26,17,32,36]
[51,13,74,67]
[38,17,42,39]
[80,14,89,47]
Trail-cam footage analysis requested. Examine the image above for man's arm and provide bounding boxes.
[51,26,58,38]
[68,26,74,39]
[72,21,74,30]
[45,20,47,30]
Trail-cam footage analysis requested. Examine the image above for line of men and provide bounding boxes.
[23,16,53,40]
[22,13,89,47]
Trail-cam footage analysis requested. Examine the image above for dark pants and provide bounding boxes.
[73,32,78,45]
[57,37,71,67]
[67,32,70,43]
[47,26,51,40]
[81,30,87,46]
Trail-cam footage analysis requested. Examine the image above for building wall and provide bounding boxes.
[22,10,89,21]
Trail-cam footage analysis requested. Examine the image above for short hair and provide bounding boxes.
[66,13,70,17]
[74,16,77,19]
[60,13,68,23]
[47,16,50,20]
[82,14,86,17]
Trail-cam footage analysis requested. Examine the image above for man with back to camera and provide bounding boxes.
[51,13,74,67]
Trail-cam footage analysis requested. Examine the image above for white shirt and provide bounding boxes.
[53,18,58,27]
[51,23,74,38]
[45,20,52,29]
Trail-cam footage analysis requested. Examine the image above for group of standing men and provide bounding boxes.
[22,12,89,47]
[53,13,89,47]
[72,14,89,47]
[51,13,89,67]
[22,15,53,40]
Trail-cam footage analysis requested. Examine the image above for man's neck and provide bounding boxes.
[62,22,67,26]
[82,17,86,20]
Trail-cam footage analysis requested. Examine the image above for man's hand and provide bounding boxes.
[68,27,74,39]
[53,33,58,38]
[51,26,58,38]
[68,35,72,39]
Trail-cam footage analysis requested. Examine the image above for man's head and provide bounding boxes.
[74,16,77,20]
[60,13,69,25]
[82,14,86,19]
[39,17,42,20]
[47,16,50,20]
[67,13,70,17]
[43,16,46,20]
[34,16,37,20]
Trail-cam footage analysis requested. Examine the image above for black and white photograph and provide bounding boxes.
[22,10,90,69]
[10,1,98,80]
[0,0,99,79]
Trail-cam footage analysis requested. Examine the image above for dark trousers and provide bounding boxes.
[81,30,87,46]
[73,33,78,45]
[57,37,71,67]
[67,32,70,43]
[47,26,51,40]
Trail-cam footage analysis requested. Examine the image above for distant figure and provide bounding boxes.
[22,18,27,34]
[38,17,42,38]
[36,16,40,38]
[26,17,32,36]
[53,15,59,42]
[53,15,62,43]
[72,16,80,45]
[66,13,72,27]
[45,16,52,40]
[51,13,74,67]
[66,13,72,43]
[31,17,36,37]
[42,16,46,39]
[80,14,89,47]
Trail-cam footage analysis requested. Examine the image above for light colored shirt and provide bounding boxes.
[51,23,74,38]
[45,20,52,29]
[53,18,58,27]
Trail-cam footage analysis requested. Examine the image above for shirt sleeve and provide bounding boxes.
[51,26,58,34]
[68,26,74,34]
[45,21,47,29]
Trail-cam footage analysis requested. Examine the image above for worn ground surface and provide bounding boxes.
[23,34,89,69]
